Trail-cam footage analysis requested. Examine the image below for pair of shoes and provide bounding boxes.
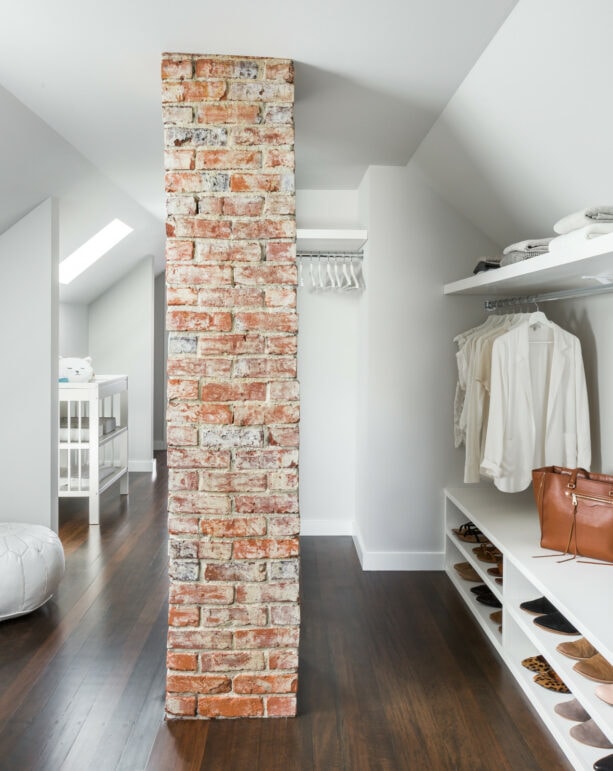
[520,596,557,616]
[489,610,502,632]
[453,562,481,582]
[475,590,501,608]
[534,611,579,636]
[570,719,613,749]
[574,654,613,684]
[472,543,502,563]
[521,654,549,674]
[557,637,598,660]
[596,684,613,706]
[595,754,613,770]
[554,697,590,722]
[487,562,502,578]
[533,669,570,693]
[453,522,487,543]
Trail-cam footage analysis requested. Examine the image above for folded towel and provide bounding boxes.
[500,251,533,267]
[549,223,613,253]
[502,237,552,255]
[554,206,613,234]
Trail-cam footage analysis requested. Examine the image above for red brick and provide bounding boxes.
[170,80,227,102]
[161,81,186,103]
[234,265,297,286]
[171,217,232,239]
[168,469,199,489]
[167,287,198,306]
[165,171,204,193]
[168,516,200,535]
[168,629,233,650]
[166,239,194,262]
[166,695,197,717]
[166,424,199,446]
[167,380,199,401]
[233,538,299,560]
[165,148,195,170]
[170,584,234,605]
[166,402,232,425]
[234,494,299,514]
[264,194,295,216]
[196,241,262,263]
[169,606,200,627]
[198,287,264,308]
[226,82,293,102]
[162,104,194,124]
[235,311,297,334]
[167,264,233,286]
[268,381,299,401]
[266,695,297,717]
[201,605,268,627]
[263,149,294,169]
[264,104,293,124]
[234,448,298,469]
[197,103,262,125]
[196,149,262,170]
[265,61,294,83]
[198,541,233,561]
[221,196,264,217]
[268,471,299,491]
[234,628,299,649]
[266,241,296,262]
[168,448,231,469]
[167,674,231,694]
[230,174,286,193]
[194,57,260,79]
[267,426,299,447]
[198,334,265,356]
[233,404,299,426]
[200,517,267,538]
[167,357,233,378]
[200,382,267,402]
[167,652,198,671]
[196,196,223,216]
[231,126,294,146]
[200,471,267,493]
[233,674,297,694]
[269,650,299,670]
[270,604,301,625]
[264,287,296,308]
[232,357,296,379]
[198,696,263,718]
[236,582,299,604]
[205,562,267,583]
[169,493,230,516]
[161,57,193,80]
[200,651,265,672]
[266,336,298,355]
[167,310,232,332]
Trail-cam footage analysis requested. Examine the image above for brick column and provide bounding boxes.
[162,54,299,719]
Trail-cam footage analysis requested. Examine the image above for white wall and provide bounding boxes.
[354,164,498,569]
[89,257,155,471]
[59,303,88,357]
[296,189,360,228]
[153,272,167,451]
[0,200,58,530]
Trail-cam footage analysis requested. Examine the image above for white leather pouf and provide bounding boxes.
[0,523,65,621]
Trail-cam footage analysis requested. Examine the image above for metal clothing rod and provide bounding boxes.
[297,251,363,259]
[484,281,613,311]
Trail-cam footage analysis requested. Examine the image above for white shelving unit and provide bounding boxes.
[296,228,367,254]
[444,233,613,297]
[445,486,613,770]
[58,376,129,525]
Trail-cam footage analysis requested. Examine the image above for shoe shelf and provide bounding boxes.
[445,485,613,771]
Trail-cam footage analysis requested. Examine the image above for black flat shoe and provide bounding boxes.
[594,754,613,770]
[470,584,489,594]
[519,596,557,616]
[476,593,502,608]
[533,611,579,636]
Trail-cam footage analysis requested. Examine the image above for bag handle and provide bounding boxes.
[567,468,590,489]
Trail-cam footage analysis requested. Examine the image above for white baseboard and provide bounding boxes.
[300,519,354,536]
[352,527,444,571]
[129,458,157,473]
[153,440,167,451]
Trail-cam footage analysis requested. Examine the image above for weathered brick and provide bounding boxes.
[167,310,232,332]
[234,311,297,334]
[268,650,299,671]
[169,493,230,516]
[269,559,300,582]
[167,423,199,445]
[198,334,265,356]
[233,403,300,426]
[200,382,267,402]
[226,82,293,102]
[169,606,200,627]
[234,448,298,469]
[231,125,294,146]
[166,239,194,262]
[161,57,193,80]
[195,240,261,263]
[234,628,299,649]
[266,695,297,717]
[167,264,233,286]
[166,196,198,217]
[167,674,231,694]
[167,286,198,306]
[169,539,199,560]
[164,80,227,103]
[196,149,262,170]
[168,469,199,490]
[230,173,292,194]
[268,471,299,491]
[198,696,263,718]
[167,357,233,378]
[168,516,200,535]
[268,381,300,401]
[221,196,264,217]
[266,241,296,262]
[264,194,295,216]
[205,561,267,583]
[270,604,301,626]
[197,102,262,125]
[198,287,264,308]
[263,149,294,169]
[166,402,232,425]
[233,674,297,694]
[266,336,298,355]
[200,426,264,449]
[267,426,300,447]
[194,57,259,79]
[199,471,267,493]
[200,651,265,672]
[236,581,299,604]
[168,447,231,469]
[264,287,296,308]
[167,652,198,671]
[162,104,194,124]
[234,265,297,286]
[198,541,233,561]
[169,560,200,581]
[168,333,197,354]
[233,538,299,560]
[165,149,195,171]
[232,357,297,379]
[170,583,234,605]
[234,494,299,514]
[170,217,232,239]
[196,196,223,216]
[265,61,294,83]
[264,104,293,124]
[200,605,268,627]
[168,629,233,650]
[166,695,197,717]
[200,517,267,538]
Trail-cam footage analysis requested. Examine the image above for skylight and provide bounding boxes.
[59,219,133,284]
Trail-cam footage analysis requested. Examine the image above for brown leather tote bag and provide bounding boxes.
[532,466,613,563]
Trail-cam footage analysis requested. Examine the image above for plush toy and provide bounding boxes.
[59,356,95,383]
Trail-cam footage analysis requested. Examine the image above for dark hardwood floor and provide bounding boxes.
[0,454,569,770]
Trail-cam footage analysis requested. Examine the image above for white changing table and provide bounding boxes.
[58,376,129,524]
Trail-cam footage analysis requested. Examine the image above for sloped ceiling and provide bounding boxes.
[412,0,613,250]
[0,0,518,303]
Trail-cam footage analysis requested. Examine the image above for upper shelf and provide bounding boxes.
[444,232,613,296]
[296,228,367,254]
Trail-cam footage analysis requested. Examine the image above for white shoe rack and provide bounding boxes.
[445,485,613,771]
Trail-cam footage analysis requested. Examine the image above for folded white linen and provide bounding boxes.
[549,223,613,253]
[554,206,613,234]
[500,251,531,266]
[502,237,552,255]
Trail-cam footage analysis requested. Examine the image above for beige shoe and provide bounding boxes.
[573,653,613,684]
[557,637,598,660]
[570,719,613,749]
[596,684,613,706]
[453,562,481,582]
[554,698,590,722]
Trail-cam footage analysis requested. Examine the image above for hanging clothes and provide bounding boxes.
[454,310,591,492]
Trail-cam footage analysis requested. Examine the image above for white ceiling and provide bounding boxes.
[0,0,518,303]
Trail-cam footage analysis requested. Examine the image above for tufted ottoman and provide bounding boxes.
[0,523,65,621]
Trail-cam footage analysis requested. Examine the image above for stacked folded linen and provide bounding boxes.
[549,223,613,254]
[500,237,552,267]
[554,206,613,234]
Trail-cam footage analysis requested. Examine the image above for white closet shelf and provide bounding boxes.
[296,228,367,253]
[444,233,613,296]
